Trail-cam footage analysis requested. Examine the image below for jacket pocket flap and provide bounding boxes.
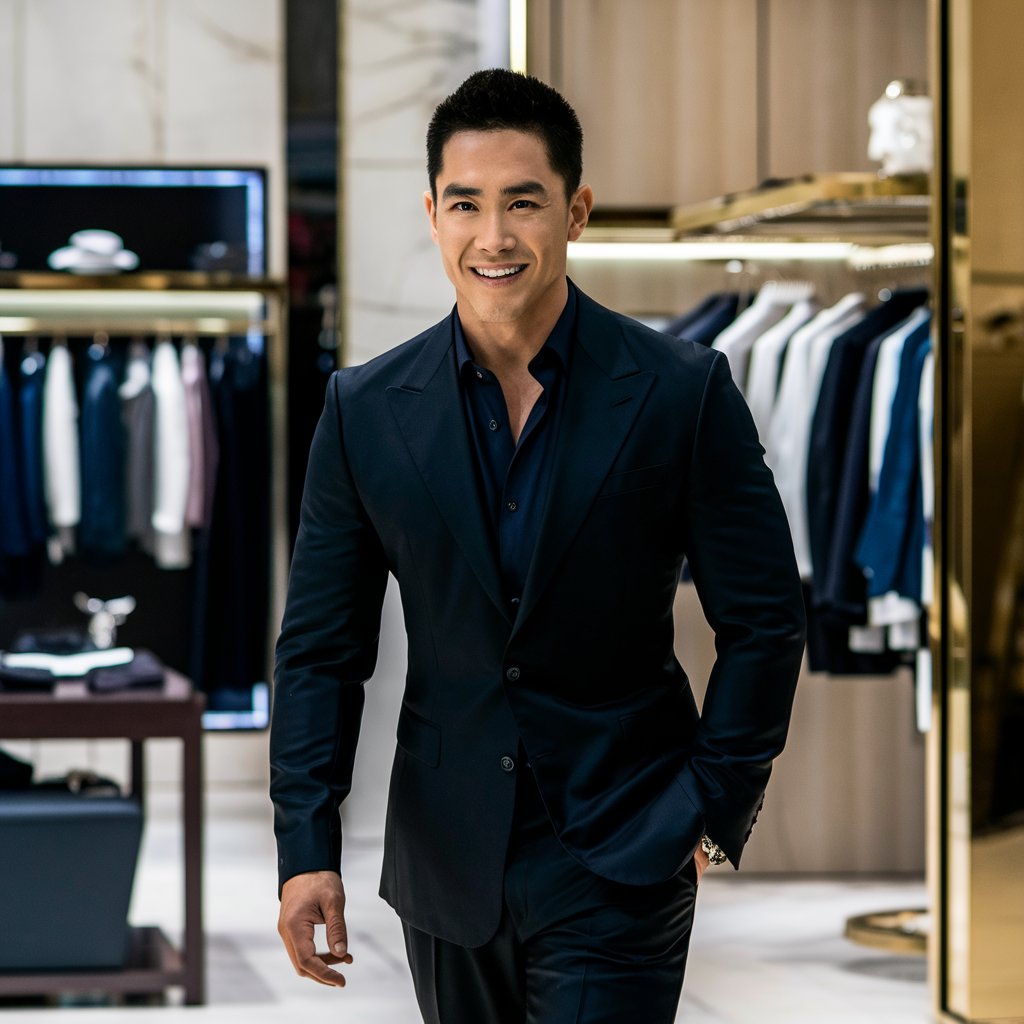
[598,463,671,498]
[397,705,441,767]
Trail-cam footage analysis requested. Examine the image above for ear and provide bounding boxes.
[567,184,594,242]
[424,190,439,244]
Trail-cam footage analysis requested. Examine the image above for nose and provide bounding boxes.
[475,210,514,255]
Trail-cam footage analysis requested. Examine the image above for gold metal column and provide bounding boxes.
[932,0,1024,1019]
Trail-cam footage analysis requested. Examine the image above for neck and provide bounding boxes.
[458,280,569,375]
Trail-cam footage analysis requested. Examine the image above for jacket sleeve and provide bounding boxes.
[270,371,390,892]
[676,351,807,867]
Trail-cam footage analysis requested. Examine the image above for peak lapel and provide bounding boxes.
[386,317,510,623]
[515,303,655,627]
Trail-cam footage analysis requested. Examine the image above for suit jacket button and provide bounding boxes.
[500,755,515,772]
[505,666,521,682]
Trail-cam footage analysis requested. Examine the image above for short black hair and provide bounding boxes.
[427,69,583,201]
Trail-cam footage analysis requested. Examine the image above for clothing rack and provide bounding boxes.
[0,274,288,728]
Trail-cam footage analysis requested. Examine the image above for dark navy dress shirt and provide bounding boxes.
[455,282,577,611]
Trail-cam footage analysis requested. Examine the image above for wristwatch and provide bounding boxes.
[700,834,728,866]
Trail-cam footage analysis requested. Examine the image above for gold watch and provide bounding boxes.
[700,834,728,866]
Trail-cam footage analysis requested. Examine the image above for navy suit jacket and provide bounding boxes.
[270,288,806,946]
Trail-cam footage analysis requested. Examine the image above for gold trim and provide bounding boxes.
[844,909,929,956]
[671,172,930,238]
[0,271,286,292]
[0,317,278,335]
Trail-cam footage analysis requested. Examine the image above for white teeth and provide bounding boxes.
[474,265,524,278]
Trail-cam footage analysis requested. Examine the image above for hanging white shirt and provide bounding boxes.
[711,281,812,393]
[151,340,192,569]
[766,293,867,579]
[42,342,80,561]
[745,297,819,443]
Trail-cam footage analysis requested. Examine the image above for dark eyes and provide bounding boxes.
[449,199,537,212]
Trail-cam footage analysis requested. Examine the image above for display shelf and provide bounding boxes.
[0,270,290,732]
[0,928,183,1001]
[572,173,930,255]
[670,172,930,240]
[0,672,206,1004]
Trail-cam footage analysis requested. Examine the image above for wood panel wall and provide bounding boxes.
[529,0,927,206]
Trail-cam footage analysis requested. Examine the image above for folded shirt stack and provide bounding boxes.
[0,646,165,693]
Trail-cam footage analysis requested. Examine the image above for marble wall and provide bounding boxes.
[0,0,286,276]
[342,0,494,367]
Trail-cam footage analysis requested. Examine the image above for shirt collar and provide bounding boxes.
[455,279,578,379]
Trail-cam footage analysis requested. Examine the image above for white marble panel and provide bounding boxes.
[0,0,20,159]
[345,0,482,163]
[164,0,286,276]
[345,163,454,353]
[23,0,163,161]
[346,305,451,369]
[163,0,280,166]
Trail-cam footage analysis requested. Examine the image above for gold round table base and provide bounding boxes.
[844,907,929,955]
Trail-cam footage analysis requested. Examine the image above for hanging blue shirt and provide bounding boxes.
[454,282,577,612]
[19,349,48,546]
[0,352,32,560]
[79,344,127,560]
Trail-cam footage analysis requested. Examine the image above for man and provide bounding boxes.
[271,69,805,1023]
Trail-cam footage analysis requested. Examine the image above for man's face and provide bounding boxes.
[424,129,592,337]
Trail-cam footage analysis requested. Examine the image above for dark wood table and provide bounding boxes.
[0,671,205,1005]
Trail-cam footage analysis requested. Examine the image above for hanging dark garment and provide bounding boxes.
[856,331,934,601]
[197,338,270,709]
[79,344,126,561]
[19,349,48,547]
[0,349,35,598]
[804,288,928,673]
[678,293,742,347]
[121,342,156,554]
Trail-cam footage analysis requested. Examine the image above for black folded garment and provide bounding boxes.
[87,649,166,693]
[0,664,57,692]
[0,747,33,788]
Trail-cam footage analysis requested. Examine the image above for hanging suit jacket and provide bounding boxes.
[270,288,806,948]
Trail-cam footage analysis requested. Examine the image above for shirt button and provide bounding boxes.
[488,419,499,431]
[507,500,517,512]
[500,755,515,772]
[506,666,520,681]
[476,370,484,379]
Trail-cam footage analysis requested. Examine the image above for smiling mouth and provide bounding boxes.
[472,265,526,279]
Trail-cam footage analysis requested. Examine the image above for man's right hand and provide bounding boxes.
[278,870,353,988]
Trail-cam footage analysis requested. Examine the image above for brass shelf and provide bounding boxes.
[575,173,931,249]
[0,271,287,292]
[671,172,930,238]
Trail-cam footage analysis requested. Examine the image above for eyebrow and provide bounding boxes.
[441,181,550,201]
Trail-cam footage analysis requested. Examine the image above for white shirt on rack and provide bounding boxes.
[42,342,80,561]
[745,297,819,443]
[151,340,192,569]
[711,281,812,393]
[766,293,867,580]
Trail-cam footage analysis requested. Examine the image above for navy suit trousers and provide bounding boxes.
[402,763,698,1024]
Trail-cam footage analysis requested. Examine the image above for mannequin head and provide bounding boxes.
[868,80,933,176]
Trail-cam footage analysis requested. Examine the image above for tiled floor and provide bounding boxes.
[1,787,934,1022]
